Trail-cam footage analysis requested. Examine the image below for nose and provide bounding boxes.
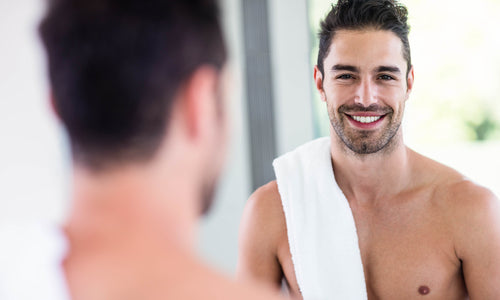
[354,78,378,107]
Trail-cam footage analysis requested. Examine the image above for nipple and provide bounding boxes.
[418,286,430,295]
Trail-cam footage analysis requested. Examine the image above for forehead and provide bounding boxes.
[325,29,406,71]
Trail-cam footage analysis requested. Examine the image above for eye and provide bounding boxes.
[337,74,355,80]
[378,74,394,80]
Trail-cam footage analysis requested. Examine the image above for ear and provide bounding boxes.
[313,65,327,102]
[182,66,219,140]
[405,65,414,101]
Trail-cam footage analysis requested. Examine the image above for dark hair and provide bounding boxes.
[317,0,411,76]
[39,0,227,169]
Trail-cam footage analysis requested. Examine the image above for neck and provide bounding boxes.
[64,162,200,252]
[330,130,413,205]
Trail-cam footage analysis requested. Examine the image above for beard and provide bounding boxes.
[328,102,403,155]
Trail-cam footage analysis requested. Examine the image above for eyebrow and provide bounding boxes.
[331,64,402,74]
[331,64,359,73]
[376,66,401,74]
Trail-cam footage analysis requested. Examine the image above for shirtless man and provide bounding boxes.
[237,0,500,299]
[6,0,284,299]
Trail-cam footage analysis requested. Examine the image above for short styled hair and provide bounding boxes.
[317,0,411,76]
[39,0,227,169]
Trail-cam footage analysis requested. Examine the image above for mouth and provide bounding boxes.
[350,115,382,124]
[345,113,386,128]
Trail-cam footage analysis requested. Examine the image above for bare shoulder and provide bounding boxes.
[414,151,500,254]
[442,178,500,235]
[240,180,285,239]
[411,149,498,208]
[250,180,281,205]
[236,180,287,285]
[428,162,499,219]
[446,177,498,208]
[410,149,499,230]
[246,180,283,214]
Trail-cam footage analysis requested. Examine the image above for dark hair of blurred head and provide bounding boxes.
[39,0,227,170]
[317,0,411,77]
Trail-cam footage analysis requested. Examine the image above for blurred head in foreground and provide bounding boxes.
[35,1,285,299]
[40,0,228,214]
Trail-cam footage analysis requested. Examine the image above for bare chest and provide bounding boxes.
[352,202,467,300]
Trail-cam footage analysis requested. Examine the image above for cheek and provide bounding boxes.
[325,97,340,118]
[324,85,355,107]
[379,86,408,106]
[394,91,409,107]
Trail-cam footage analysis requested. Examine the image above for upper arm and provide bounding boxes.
[452,183,500,298]
[236,181,285,289]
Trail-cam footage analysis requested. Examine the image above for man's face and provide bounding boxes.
[315,29,413,155]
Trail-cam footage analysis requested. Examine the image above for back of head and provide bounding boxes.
[317,0,410,76]
[39,0,227,170]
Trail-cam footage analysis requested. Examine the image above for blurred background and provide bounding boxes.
[1,0,498,275]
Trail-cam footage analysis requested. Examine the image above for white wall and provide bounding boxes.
[268,0,315,155]
[0,0,70,224]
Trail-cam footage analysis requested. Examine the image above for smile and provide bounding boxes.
[350,115,382,124]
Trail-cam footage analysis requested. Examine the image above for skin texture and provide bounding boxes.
[237,29,500,299]
[61,67,282,300]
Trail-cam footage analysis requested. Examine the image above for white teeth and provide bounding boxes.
[352,115,382,123]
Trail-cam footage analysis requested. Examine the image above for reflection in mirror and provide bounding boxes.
[237,1,500,299]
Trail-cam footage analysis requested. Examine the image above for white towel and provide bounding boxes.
[273,137,367,300]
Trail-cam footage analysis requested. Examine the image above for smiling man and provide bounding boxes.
[237,0,500,299]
